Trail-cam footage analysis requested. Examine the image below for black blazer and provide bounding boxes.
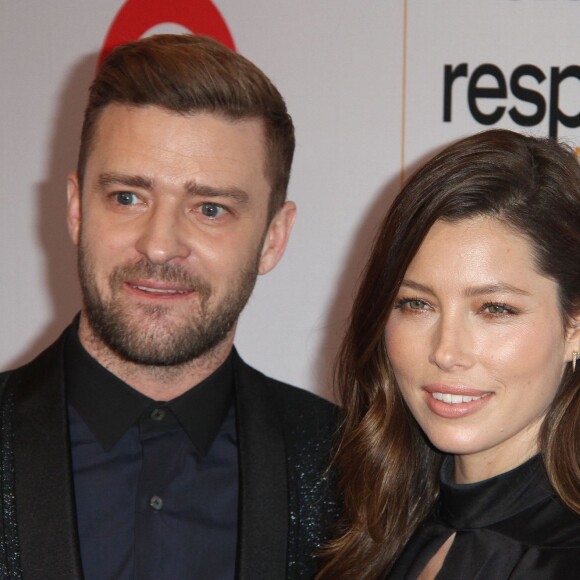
[0,326,338,579]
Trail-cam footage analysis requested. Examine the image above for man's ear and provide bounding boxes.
[258,201,297,275]
[66,172,82,246]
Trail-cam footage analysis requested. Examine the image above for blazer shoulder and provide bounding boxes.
[0,327,70,408]
[0,330,68,393]
[271,375,336,412]
[234,355,338,427]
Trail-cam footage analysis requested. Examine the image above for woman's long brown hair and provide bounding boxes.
[317,130,580,579]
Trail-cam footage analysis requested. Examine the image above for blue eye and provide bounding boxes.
[200,203,226,218]
[115,192,139,206]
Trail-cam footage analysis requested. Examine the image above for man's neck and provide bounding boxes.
[77,316,234,401]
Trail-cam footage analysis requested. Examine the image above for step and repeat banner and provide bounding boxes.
[1,1,578,396]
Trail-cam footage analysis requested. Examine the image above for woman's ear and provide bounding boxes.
[564,313,580,368]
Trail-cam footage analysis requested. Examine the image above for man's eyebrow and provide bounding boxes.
[184,181,250,204]
[399,279,531,297]
[96,173,251,205]
[97,172,153,190]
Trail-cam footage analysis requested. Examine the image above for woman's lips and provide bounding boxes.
[432,392,489,404]
[423,384,494,418]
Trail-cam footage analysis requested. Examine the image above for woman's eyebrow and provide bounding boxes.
[400,279,531,297]
[464,283,531,297]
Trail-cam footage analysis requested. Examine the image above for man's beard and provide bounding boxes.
[77,246,259,367]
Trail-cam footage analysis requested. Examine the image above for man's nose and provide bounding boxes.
[134,206,191,264]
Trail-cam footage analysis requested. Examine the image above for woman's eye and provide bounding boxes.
[394,297,429,311]
[200,203,226,218]
[482,303,516,315]
[115,192,139,206]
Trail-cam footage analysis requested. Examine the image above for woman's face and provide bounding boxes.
[385,216,578,483]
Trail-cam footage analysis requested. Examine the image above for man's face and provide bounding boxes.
[67,104,295,366]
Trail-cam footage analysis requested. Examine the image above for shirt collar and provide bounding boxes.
[64,324,234,456]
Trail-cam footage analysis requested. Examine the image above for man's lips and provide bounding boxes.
[124,280,194,297]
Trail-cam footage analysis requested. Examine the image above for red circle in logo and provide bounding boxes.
[99,0,235,66]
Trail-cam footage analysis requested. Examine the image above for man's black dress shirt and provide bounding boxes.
[64,328,238,580]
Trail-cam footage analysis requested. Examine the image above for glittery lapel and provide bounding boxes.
[233,353,289,580]
[12,328,84,579]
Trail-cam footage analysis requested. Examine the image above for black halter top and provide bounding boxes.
[388,455,580,579]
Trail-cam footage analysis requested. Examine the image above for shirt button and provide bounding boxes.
[149,495,163,510]
[150,408,166,421]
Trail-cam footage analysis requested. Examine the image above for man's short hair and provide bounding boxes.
[78,34,295,219]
